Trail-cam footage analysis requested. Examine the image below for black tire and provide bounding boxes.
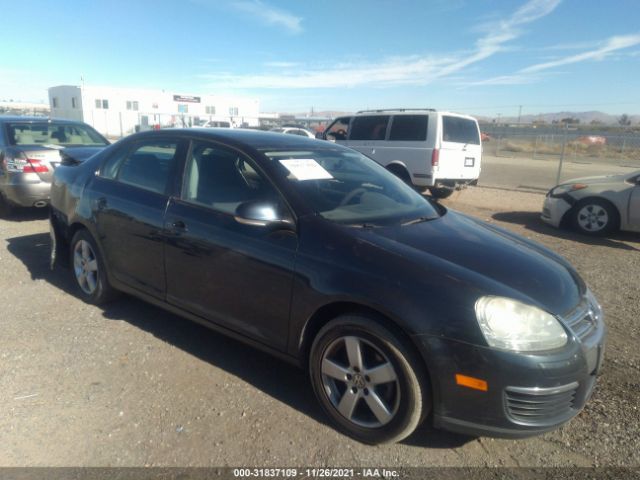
[309,315,429,444]
[428,187,455,199]
[386,165,413,186]
[571,198,619,236]
[0,194,13,218]
[69,229,117,304]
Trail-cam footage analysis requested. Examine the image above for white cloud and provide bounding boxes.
[263,61,301,68]
[521,33,640,72]
[231,0,302,35]
[201,0,561,90]
[464,33,640,86]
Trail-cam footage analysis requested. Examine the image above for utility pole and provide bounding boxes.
[517,105,522,124]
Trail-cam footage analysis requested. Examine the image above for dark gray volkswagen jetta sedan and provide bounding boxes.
[50,129,605,444]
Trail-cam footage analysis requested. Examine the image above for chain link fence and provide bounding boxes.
[482,125,640,168]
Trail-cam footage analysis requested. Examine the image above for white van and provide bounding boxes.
[322,109,482,198]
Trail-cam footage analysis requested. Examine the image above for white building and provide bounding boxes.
[48,85,260,137]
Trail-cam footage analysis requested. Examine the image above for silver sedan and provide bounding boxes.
[542,170,640,235]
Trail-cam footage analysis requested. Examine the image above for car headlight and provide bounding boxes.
[475,296,568,352]
[551,183,588,195]
[586,288,603,320]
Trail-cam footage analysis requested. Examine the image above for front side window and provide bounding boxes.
[182,141,281,215]
[110,141,179,195]
[350,116,390,141]
[264,148,440,226]
[325,117,351,141]
[442,116,480,145]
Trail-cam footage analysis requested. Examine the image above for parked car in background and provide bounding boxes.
[50,128,604,444]
[270,127,316,139]
[0,116,109,216]
[322,109,482,198]
[542,171,640,235]
[199,120,232,128]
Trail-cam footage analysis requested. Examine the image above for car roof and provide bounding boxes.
[0,115,88,125]
[130,128,333,151]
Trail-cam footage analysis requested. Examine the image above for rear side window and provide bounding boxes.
[442,116,480,145]
[389,115,428,141]
[108,141,179,195]
[350,116,390,141]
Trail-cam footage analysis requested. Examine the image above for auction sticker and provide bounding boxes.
[279,159,333,181]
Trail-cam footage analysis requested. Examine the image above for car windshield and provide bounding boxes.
[264,148,441,226]
[7,122,109,147]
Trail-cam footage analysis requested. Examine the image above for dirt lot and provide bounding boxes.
[0,187,638,468]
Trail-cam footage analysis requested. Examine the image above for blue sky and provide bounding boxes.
[1,0,639,116]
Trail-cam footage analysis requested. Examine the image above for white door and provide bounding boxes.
[437,115,482,182]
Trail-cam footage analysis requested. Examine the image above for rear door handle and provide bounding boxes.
[166,219,188,233]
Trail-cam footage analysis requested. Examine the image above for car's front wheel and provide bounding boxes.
[309,315,429,444]
[70,229,117,304]
[571,198,619,236]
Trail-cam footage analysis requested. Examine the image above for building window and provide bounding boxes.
[95,99,102,109]
[52,97,59,108]
[178,104,188,113]
[102,99,109,109]
[126,100,139,111]
[71,97,77,108]
[229,107,238,116]
[206,106,215,115]
[152,103,158,109]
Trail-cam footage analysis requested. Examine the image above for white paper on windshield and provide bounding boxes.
[279,159,333,181]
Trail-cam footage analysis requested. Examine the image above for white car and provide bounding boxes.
[270,127,315,139]
[322,109,482,198]
[542,170,640,235]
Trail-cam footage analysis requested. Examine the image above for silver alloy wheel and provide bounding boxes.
[577,204,609,232]
[320,335,400,428]
[73,240,99,295]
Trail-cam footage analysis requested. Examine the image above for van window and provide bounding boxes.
[389,115,428,141]
[442,116,480,145]
[325,117,351,140]
[350,116,390,141]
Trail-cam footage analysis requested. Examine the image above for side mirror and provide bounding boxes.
[234,200,293,229]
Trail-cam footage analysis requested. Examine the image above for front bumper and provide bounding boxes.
[541,194,573,228]
[415,302,605,438]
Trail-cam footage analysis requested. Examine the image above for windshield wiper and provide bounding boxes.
[401,216,436,226]
[348,222,378,229]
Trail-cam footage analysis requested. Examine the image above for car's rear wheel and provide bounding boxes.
[309,315,428,444]
[70,229,116,304]
[571,198,619,236]
[0,194,13,218]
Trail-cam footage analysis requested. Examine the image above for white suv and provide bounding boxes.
[323,109,482,198]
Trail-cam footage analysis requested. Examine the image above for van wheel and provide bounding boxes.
[309,315,429,444]
[386,165,413,186]
[70,229,117,305]
[428,187,454,199]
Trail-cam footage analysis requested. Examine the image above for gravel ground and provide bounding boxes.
[0,186,638,468]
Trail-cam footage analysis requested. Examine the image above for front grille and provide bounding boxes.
[504,382,578,425]
[564,303,597,340]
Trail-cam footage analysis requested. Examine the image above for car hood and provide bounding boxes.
[561,170,638,186]
[356,211,583,316]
